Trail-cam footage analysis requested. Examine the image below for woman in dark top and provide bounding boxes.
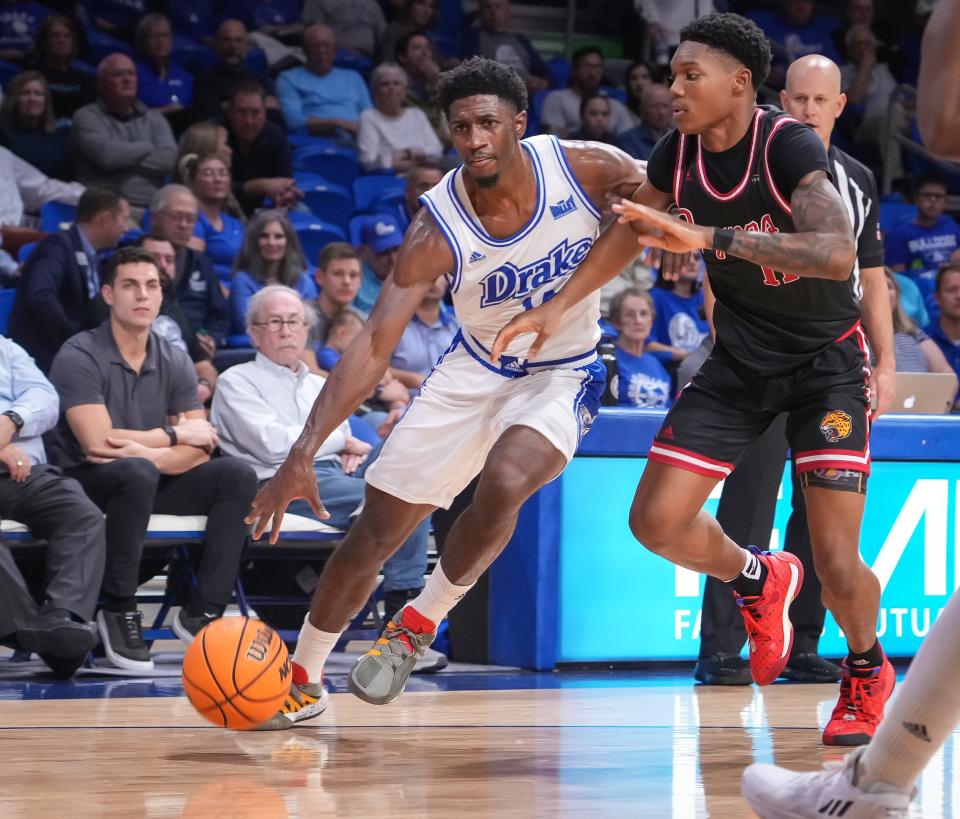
[568,93,619,145]
[0,71,73,179]
[29,15,95,121]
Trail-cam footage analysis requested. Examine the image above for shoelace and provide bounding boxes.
[373,621,430,661]
[737,596,773,644]
[282,684,317,714]
[840,673,883,720]
[121,611,145,645]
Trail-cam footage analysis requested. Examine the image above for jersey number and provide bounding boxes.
[522,288,558,311]
[714,214,800,287]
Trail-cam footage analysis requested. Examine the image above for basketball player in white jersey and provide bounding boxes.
[245,57,647,728]
[742,2,960,813]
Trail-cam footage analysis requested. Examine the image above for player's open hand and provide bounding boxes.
[491,299,563,364]
[612,199,711,254]
[245,452,329,544]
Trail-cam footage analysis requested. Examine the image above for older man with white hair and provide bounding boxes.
[211,286,444,706]
[72,52,177,212]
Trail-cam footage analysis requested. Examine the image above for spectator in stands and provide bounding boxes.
[179,152,246,270]
[461,0,551,93]
[211,285,442,667]
[80,0,149,40]
[9,188,128,373]
[354,213,403,313]
[540,46,634,138]
[47,246,257,671]
[617,83,674,161]
[0,335,104,678]
[886,174,960,282]
[175,122,233,178]
[380,0,436,66]
[748,0,842,89]
[634,1,716,69]
[358,63,443,173]
[236,0,304,38]
[276,24,372,145]
[567,94,618,145]
[396,158,444,230]
[390,274,458,394]
[192,19,279,125]
[138,233,218,405]
[133,14,194,116]
[608,287,672,408]
[395,31,449,147]
[149,184,231,355]
[0,0,50,64]
[623,60,656,124]
[72,53,178,214]
[645,251,709,364]
[29,15,95,121]
[0,141,83,233]
[229,210,317,334]
[0,72,73,181]
[226,81,301,215]
[840,23,902,167]
[303,0,386,61]
[311,241,364,346]
[886,267,955,373]
[929,265,960,393]
[894,269,931,330]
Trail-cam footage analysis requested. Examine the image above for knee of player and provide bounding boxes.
[474,466,539,514]
[628,503,676,553]
[813,550,865,596]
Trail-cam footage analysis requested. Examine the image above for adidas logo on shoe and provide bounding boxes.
[817,798,853,815]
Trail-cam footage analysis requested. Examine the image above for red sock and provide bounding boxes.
[291,660,311,686]
[391,606,437,651]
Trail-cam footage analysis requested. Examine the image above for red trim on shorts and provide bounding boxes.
[648,442,734,479]
[794,446,871,475]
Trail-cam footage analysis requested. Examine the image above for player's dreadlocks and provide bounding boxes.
[680,13,772,91]
[436,56,528,116]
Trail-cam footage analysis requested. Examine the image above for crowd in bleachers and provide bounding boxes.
[0,0,956,676]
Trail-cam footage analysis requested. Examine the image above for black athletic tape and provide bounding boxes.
[800,468,867,494]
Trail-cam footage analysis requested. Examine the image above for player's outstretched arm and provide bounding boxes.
[491,143,672,362]
[917,0,960,160]
[613,170,856,281]
[246,210,451,542]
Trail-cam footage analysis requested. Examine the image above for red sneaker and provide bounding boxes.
[823,657,896,746]
[735,550,804,686]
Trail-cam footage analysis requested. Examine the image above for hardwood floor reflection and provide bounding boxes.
[0,682,955,817]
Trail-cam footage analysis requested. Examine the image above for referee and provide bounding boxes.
[694,53,895,685]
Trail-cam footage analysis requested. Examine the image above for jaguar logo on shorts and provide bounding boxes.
[819,410,853,443]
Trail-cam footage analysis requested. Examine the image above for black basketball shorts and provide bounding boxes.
[649,323,871,481]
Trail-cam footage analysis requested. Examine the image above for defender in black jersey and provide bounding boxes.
[492,13,890,747]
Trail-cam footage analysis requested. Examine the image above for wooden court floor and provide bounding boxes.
[0,670,956,818]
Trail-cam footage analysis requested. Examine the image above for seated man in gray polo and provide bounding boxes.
[47,246,258,673]
[210,285,445,672]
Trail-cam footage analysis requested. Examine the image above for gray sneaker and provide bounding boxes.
[348,617,436,705]
[254,681,329,731]
[412,646,448,674]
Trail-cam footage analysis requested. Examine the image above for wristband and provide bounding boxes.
[712,227,734,252]
[163,425,177,446]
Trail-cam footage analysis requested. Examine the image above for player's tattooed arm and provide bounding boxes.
[724,170,856,280]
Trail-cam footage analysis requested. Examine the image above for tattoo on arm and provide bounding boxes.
[725,173,856,280]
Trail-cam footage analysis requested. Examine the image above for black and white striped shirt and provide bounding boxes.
[828,145,885,300]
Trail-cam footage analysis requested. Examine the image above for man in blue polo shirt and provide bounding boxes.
[276,23,371,145]
[390,275,459,395]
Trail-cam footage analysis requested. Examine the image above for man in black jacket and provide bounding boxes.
[9,188,129,373]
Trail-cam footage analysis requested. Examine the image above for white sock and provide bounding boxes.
[405,563,474,626]
[291,615,341,684]
[859,590,960,792]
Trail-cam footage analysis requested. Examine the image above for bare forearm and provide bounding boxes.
[292,328,391,459]
[110,427,171,448]
[152,445,210,475]
[859,266,895,368]
[917,0,960,159]
[724,228,855,280]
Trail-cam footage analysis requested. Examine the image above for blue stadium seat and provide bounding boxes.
[334,49,373,78]
[293,145,361,189]
[287,134,338,151]
[40,201,77,232]
[0,59,20,89]
[296,221,348,262]
[435,0,464,40]
[0,288,14,335]
[301,181,354,230]
[83,27,132,63]
[171,35,216,73]
[17,242,37,264]
[353,175,404,213]
[879,202,915,236]
[546,55,571,89]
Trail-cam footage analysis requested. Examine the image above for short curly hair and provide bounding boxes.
[679,13,771,91]
[436,56,528,117]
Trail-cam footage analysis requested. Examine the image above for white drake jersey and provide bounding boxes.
[419,134,602,375]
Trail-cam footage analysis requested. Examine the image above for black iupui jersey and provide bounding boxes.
[646,106,860,376]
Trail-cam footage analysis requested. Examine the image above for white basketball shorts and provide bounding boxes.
[364,336,606,508]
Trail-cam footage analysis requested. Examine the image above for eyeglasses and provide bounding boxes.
[160,210,197,224]
[253,317,307,332]
[199,168,230,179]
[917,192,947,200]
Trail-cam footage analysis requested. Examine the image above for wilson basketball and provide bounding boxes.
[182,617,291,730]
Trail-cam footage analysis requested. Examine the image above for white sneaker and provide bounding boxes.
[742,747,914,818]
[412,646,448,674]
